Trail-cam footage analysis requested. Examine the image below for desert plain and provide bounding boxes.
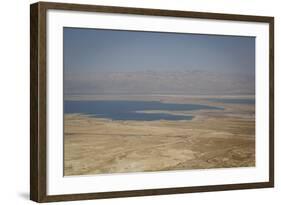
[64,95,255,176]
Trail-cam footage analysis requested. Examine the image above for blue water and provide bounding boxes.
[207,98,255,105]
[64,100,223,121]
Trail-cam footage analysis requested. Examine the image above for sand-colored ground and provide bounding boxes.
[64,97,255,176]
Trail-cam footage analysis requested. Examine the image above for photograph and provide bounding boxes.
[63,28,256,176]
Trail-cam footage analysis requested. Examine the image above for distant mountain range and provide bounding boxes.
[64,70,255,96]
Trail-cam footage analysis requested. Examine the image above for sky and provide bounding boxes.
[63,27,255,95]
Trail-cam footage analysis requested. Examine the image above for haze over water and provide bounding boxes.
[63,28,255,120]
[63,28,255,97]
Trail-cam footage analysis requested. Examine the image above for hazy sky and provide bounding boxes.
[63,27,255,95]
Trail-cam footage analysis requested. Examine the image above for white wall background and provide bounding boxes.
[0,0,279,204]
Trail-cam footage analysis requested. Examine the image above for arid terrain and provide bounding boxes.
[64,96,255,176]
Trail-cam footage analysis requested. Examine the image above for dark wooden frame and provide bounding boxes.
[30,1,274,203]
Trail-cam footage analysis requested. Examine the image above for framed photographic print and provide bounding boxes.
[30,1,274,202]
